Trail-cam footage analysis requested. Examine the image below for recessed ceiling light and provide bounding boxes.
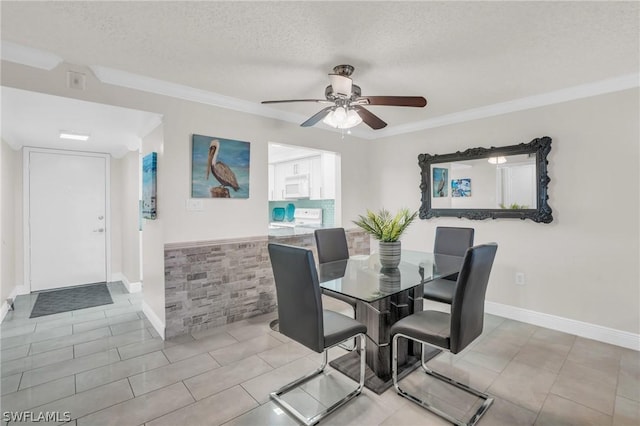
[59,131,90,141]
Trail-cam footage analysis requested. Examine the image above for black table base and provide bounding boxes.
[329,346,441,394]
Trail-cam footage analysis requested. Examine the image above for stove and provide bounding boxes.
[270,208,323,229]
[293,208,323,227]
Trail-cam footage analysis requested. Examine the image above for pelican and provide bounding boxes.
[206,139,240,192]
[436,176,445,196]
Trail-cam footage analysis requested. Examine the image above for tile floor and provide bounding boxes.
[0,282,638,425]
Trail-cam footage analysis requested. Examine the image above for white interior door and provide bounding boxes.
[29,150,108,291]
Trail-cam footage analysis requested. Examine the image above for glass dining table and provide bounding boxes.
[318,250,464,394]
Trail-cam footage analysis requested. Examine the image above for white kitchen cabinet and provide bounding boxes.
[321,152,336,200]
[270,153,337,200]
[309,153,336,200]
[271,158,311,200]
[279,158,311,177]
[268,164,275,200]
[309,155,322,199]
[272,163,287,200]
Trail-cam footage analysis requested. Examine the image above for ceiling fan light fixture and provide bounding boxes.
[323,107,362,129]
[344,108,363,128]
[487,156,507,164]
[328,74,352,97]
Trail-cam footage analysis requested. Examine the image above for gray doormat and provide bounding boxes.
[30,282,113,318]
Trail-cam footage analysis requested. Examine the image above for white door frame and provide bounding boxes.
[23,147,111,293]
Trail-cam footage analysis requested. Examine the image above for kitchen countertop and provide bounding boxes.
[268,225,325,237]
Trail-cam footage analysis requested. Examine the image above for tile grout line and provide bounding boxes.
[128,352,222,397]
[13,347,123,392]
[69,382,139,425]
[140,384,198,426]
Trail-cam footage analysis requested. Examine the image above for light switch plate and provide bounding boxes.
[186,199,204,211]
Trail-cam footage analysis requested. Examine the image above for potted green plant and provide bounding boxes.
[353,208,418,268]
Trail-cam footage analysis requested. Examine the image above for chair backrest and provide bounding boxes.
[315,228,350,264]
[267,243,324,352]
[449,243,498,354]
[434,227,475,257]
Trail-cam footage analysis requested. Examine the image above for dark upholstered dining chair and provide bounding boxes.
[391,243,498,426]
[268,243,367,426]
[315,228,358,315]
[423,226,475,304]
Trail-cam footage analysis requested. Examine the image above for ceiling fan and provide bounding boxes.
[261,64,427,130]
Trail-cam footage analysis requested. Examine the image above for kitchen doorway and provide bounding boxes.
[268,143,340,236]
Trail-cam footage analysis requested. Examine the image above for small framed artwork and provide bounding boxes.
[451,178,472,197]
[191,134,250,198]
[142,152,157,219]
[432,167,448,197]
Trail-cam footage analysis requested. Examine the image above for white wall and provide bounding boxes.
[370,89,640,336]
[110,157,122,280]
[141,125,166,335]
[120,151,141,285]
[1,140,16,311]
[13,149,23,292]
[1,60,374,334]
[9,60,637,344]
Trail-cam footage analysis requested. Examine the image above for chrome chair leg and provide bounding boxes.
[392,334,494,426]
[270,333,367,426]
[337,306,357,351]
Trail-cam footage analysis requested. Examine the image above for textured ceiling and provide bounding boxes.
[1,1,638,130]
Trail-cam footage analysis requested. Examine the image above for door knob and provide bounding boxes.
[98,215,104,220]
[93,228,105,233]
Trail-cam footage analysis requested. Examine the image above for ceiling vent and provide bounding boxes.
[67,71,86,90]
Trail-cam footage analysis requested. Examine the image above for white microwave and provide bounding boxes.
[284,174,310,199]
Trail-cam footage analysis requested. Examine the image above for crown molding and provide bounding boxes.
[3,43,636,140]
[1,41,63,70]
[90,65,373,139]
[90,65,310,124]
[90,65,639,140]
[1,135,21,150]
[374,73,640,139]
[138,114,164,140]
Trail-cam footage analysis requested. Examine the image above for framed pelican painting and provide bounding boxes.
[191,134,250,199]
[432,167,448,198]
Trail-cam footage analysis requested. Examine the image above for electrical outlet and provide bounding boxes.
[515,272,525,285]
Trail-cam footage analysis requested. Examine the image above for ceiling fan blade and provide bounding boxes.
[261,99,332,104]
[301,107,334,127]
[353,106,387,130]
[356,96,427,107]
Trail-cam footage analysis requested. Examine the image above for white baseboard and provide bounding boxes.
[1,284,27,323]
[0,300,9,322]
[126,281,142,293]
[112,273,142,293]
[485,301,640,351]
[142,301,165,340]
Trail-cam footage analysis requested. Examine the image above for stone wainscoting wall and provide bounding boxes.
[164,229,370,338]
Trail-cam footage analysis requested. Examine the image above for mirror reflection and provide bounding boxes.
[430,154,537,210]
